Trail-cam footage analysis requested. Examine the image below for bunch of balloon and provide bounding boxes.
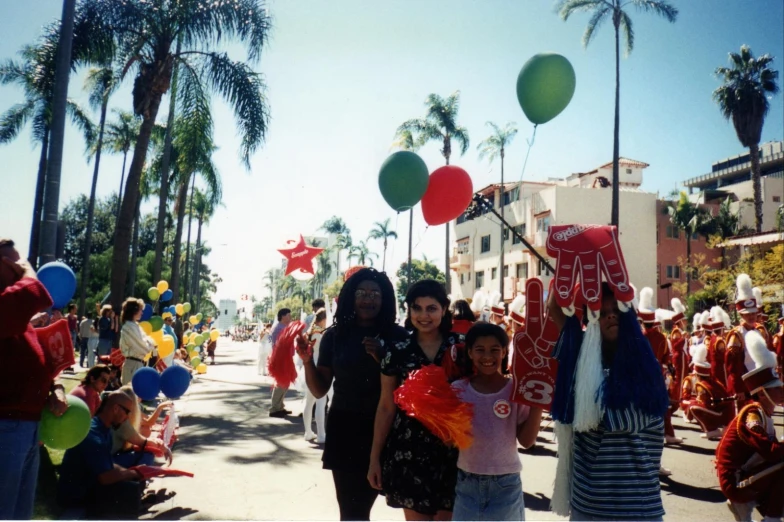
[378,150,430,281]
[514,53,576,178]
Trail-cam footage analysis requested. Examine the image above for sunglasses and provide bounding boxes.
[117,404,131,415]
[355,290,382,301]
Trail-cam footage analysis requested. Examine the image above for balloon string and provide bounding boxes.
[412,225,429,254]
[517,124,538,184]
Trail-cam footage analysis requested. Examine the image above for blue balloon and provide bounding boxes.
[141,303,153,321]
[160,365,191,399]
[161,289,173,302]
[37,262,77,309]
[131,368,161,401]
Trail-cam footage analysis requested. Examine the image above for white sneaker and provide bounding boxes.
[701,428,724,440]
[658,466,673,477]
[665,435,684,445]
[316,436,326,444]
[304,432,316,441]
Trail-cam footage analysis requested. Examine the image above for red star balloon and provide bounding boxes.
[278,235,324,277]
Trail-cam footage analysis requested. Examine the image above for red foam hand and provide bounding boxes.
[545,225,634,311]
[110,348,126,367]
[511,278,559,409]
[35,319,75,377]
[131,465,193,479]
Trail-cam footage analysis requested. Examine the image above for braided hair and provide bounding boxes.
[334,268,397,338]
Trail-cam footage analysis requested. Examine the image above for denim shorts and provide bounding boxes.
[452,469,524,521]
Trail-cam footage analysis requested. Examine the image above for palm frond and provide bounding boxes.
[619,10,635,54]
[582,5,611,48]
[65,99,96,152]
[200,52,268,169]
[0,101,35,143]
[452,126,470,156]
[84,67,117,111]
[557,0,607,21]
[630,0,678,23]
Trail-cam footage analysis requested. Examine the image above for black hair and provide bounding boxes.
[404,279,453,337]
[311,298,325,311]
[334,268,397,338]
[451,299,476,322]
[464,321,510,374]
[277,308,291,322]
[82,364,111,386]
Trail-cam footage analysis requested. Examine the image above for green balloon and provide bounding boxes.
[191,356,201,368]
[516,53,576,125]
[40,395,92,450]
[149,316,164,332]
[196,312,203,321]
[183,302,192,313]
[378,151,430,212]
[148,287,160,301]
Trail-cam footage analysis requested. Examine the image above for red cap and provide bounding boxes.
[671,312,685,324]
[735,298,758,314]
[509,311,524,325]
[491,306,505,316]
[694,363,711,377]
[742,366,784,396]
[638,310,656,324]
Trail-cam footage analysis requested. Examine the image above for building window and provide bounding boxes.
[481,235,491,253]
[666,265,681,280]
[491,267,497,280]
[503,186,520,206]
[475,271,484,289]
[538,259,549,275]
[467,272,471,281]
[665,225,680,239]
[460,273,464,284]
[456,240,470,254]
[503,265,509,278]
[625,168,632,174]
[774,195,781,203]
[512,224,525,244]
[537,215,551,233]
[516,263,528,280]
[504,228,510,242]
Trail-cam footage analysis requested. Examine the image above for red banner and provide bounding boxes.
[35,319,75,377]
[511,279,559,410]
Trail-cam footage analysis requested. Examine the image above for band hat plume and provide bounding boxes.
[735,273,757,314]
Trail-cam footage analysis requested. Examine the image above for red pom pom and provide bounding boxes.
[394,365,474,449]
[268,321,306,388]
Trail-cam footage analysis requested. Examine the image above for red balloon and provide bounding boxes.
[421,166,474,226]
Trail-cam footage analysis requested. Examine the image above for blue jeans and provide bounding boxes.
[570,506,664,521]
[113,450,156,468]
[452,469,524,521]
[80,338,89,367]
[0,419,40,519]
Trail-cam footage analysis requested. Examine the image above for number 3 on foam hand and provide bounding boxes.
[523,380,554,405]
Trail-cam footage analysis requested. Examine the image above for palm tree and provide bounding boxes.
[320,217,351,275]
[78,0,270,309]
[263,268,280,303]
[336,234,354,269]
[128,165,155,296]
[395,91,469,292]
[713,45,780,233]
[103,110,140,216]
[189,189,218,306]
[78,66,117,315]
[389,133,421,292]
[315,253,334,297]
[557,0,678,228]
[666,192,714,297]
[0,23,97,267]
[477,121,518,298]
[368,219,398,272]
[348,240,378,267]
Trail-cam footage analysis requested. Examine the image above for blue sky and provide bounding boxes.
[1,0,782,303]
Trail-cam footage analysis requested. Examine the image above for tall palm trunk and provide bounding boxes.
[192,217,203,310]
[749,142,763,232]
[153,40,181,283]
[444,152,451,293]
[183,173,195,301]
[29,128,49,268]
[40,0,76,264]
[127,194,142,296]
[610,11,621,228]
[499,147,505,299]
[115,157,125,218]
[170,180,188,303]
[78,98,108,315]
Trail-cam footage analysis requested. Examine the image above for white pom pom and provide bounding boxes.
[573,322,605,432]
[551,422,574,516]
[736,273,754,300]
[639,287,654,312]
[753,287,763,306]
[671,298,686,314]
[746,330,777,371]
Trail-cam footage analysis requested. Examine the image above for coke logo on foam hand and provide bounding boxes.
[551,224,600,242]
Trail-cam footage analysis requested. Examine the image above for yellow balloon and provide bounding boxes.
[144,352,152,362]
[175,304,184,316]
[162,312,173,320]
[157,280,169,294]
[149,329,164,345]
[140,321,153,335]
[210,330,220,341]
[189,315,199,326]
[190,350,200,360]
[158,335,175,358]
[197,363,207,375]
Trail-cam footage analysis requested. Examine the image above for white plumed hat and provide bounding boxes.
[671,298,686,323]
[638,287,655,323]
[735,273,758,314]
[742,330,783,395]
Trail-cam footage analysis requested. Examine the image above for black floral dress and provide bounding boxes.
[379,333,461,515]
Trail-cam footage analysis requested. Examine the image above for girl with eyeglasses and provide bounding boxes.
[70,365,111,416]
[369,279,462,521]
[299,268,408,521]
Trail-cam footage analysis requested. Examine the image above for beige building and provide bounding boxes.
[450,158,658,305]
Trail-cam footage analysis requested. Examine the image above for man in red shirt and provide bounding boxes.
[0,238,68,519]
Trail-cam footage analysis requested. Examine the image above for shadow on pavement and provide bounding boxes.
[519,444,558,458]
[668,443,718,457]
[148,506,201,519]
[660,477,726,504]
[523,491,552,512]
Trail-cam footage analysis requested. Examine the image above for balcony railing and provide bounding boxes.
[449,252,472,270]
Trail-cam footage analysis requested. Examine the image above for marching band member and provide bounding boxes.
[682,343,734,440]
[726,274,771,414]
[753,287,774,351]
[706,307,729,389]
[715,330,784,522]
[773,317,784,379]
[668,299,689,414]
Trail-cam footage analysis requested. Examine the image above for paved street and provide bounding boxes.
[141,339,782,521]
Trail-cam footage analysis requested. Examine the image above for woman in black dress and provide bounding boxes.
[368,279,460,521]
[300,268,407,521]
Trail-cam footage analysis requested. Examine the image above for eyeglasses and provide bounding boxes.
[117,404,131,415]
[355,290,382,301]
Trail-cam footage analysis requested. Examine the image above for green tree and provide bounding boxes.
[320,216,351,276]
[713,45,780,233]
[395,258,446,308]
[557,0,678,228]
[188,188,219,308]
[665,192,715,297]
[0,22,97,266]
[477,121,518,297]
[78,0,270,309]
[368,218,398,272]
[348,240,378,267]
[395,91,469,291]
[103,110,140,214]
